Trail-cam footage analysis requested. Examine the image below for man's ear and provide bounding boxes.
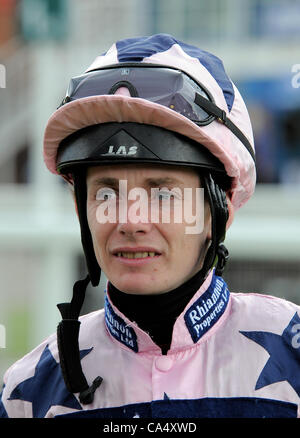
[225,193,235,230]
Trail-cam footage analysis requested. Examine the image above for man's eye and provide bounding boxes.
[151,188,181,201]
[157,191,175,200]
[96,188,117,201]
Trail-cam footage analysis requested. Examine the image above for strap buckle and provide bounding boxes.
[217,110,227,124]
[215,244,229,276]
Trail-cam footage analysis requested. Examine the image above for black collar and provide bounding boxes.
[108,270,205,354]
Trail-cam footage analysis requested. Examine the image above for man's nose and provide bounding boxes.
[117,199,152,236]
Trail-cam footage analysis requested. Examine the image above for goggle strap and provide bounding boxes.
[194,93,255,163]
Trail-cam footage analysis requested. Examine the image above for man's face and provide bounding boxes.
[86,164,211,295]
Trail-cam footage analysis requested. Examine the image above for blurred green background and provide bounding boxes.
[1,0,300,384]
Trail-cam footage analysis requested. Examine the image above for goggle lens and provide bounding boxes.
[65,66,214,126]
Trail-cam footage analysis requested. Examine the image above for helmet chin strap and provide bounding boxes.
[56,170,103,404]
[56,170,229,404]
[73,170,101,287]
[57,275,102,404]
[201,172,229,277]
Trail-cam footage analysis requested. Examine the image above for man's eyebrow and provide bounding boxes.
[144,177,184,186]
[89,177,119,188]
[89,176,185,187]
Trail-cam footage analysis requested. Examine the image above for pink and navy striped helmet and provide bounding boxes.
[43,33,256,210]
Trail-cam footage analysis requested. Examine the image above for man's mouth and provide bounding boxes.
[116,251,159,259]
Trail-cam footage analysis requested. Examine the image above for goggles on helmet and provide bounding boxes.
[59,63,255,163]
[61,64,214,126]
